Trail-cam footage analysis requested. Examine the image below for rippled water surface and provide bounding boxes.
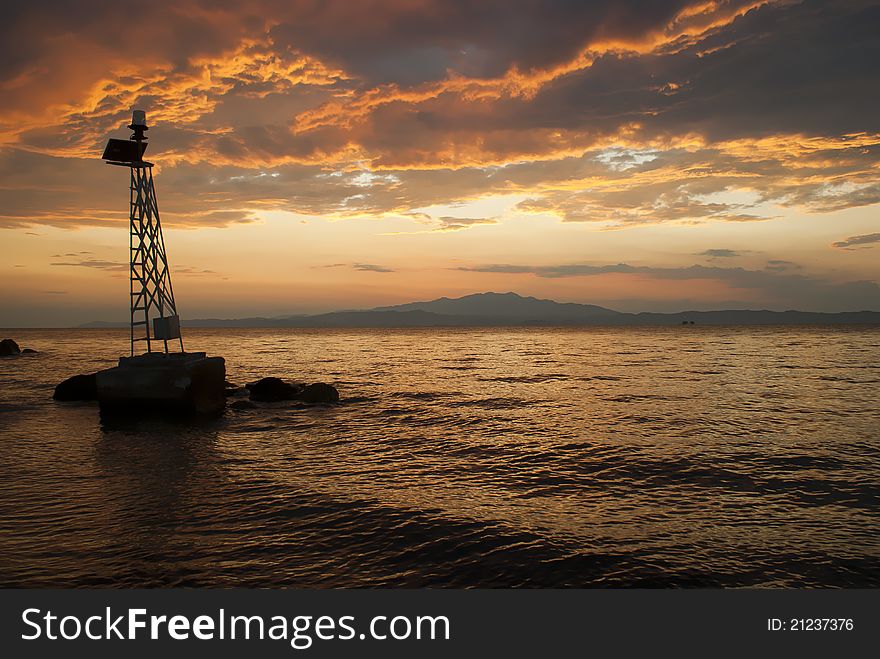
[1,327,878,587]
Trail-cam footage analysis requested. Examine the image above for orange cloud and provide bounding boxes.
[0,36,348,161]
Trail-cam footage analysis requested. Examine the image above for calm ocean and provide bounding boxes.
[1,326,878,587]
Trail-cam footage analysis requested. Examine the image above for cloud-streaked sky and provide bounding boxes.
[1,0,879,325]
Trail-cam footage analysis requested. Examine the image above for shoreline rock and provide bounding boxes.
[223,379,243,397]
[246,377,339,404]
[247,377,304,402]
[1,339,21,356]
[52,370,339,411]
[298,382,340,404]
[54,373,98,401]
[1,339,39,356]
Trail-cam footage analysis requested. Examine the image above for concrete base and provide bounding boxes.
[96,352,226,415]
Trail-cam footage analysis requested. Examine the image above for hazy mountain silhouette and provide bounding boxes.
[80,292,880,328]
[374,292,622,320]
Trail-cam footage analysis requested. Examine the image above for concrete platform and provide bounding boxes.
[96,352,226,414]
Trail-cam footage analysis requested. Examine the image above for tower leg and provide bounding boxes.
[129,164,182,354]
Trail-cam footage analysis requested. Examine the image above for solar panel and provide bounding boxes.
[102,138,147,163]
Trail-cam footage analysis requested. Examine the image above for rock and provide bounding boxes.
[296,382,340,404]
[247,377,304,402]
[0,339,21,356]
[21,348,38,354]
[229,399,256,410]
[244,377,339,404]
[54,373,98,401]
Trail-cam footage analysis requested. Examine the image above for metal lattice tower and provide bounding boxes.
[129,164,183,354]
[103,110,184,355]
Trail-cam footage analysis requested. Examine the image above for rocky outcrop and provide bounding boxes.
[298,382,340,404]
[0,339,21,356]
[247,377,304,402]
[1,339,38,355]
[246,377,339,404]
[224,379,242,397]
[53,373,98,401]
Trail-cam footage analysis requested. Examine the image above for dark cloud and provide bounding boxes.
[458,263,637,277]
[352,263,395,273]
[0,150,262,229]
[318,262,395,273]
[50,259,127,271]
[764,259,800,271]
[832,233,880,250]
[49,258,216,277]
[267,0,701,84]
[699,249,741,258]
[444,0,880,144]
[174,267,218,276]
[433,216,497,232]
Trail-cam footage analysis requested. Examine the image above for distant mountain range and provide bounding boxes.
[79,292,880,328]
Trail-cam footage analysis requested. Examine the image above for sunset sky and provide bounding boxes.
[1,0,879,326]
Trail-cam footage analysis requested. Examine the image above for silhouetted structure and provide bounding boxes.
[103,110,183,355]
[89,110,225,415]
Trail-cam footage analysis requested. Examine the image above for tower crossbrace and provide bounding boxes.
[129,163,184,355]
